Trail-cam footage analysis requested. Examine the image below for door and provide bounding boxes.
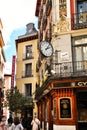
[77,91,87,130]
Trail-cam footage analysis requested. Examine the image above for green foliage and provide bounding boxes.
[6,88,34,113]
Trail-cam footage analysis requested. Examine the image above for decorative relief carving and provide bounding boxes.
[59,0,67,17]
[57,15,70,33]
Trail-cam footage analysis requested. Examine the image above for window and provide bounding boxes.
[77,1,87,13]
[72,36,87,71]
[26,45,33,59]
[59,98,71,119]
[25,83,32,97]
[25,63,32,77]
[77,0,87,23]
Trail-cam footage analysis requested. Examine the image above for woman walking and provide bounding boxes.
[31,115,40,130]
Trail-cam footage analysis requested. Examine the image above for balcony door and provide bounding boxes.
[25,83,32,97]
[25,63,32,77]
[26,45,32,59]
[73,36,87,71]
[77,1,87,23]
[77,1,87,13]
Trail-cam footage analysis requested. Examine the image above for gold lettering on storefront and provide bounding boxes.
[77,82,87,86]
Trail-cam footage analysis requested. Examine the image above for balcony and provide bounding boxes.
[71,12,87,30]
[35,61,87,100]
[22,71,33,78]
[23,52,34,60]
[45,61,87,78]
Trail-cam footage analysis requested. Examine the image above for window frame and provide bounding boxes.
[26,45,33,59]
[25,83,32,97]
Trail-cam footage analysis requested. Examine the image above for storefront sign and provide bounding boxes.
[11,55,16,88]
[71,81,87,87]
[60,98,71,118]
[77,82,87,86]
[54,81,87,88]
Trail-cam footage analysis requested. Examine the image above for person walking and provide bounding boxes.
[31,115,40,130]
[26,114,32,130]
[10,117,23,130]
[0,116,8,130]
[7,114,13,126]
[21,115,27,130]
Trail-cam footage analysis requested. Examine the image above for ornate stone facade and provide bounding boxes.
[57,15,70,33]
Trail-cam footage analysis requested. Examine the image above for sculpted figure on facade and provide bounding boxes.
[57,15,70,33]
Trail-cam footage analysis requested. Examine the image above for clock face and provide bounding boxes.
[40,41,53,57]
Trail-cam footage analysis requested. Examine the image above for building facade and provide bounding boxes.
[4,73,11,118]
[0,19,6,116]
[35,0,87,130]
[15,23,39,117]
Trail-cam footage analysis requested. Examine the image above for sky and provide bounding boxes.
[0,0,38,64]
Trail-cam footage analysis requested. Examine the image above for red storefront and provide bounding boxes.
[35,76,87,130]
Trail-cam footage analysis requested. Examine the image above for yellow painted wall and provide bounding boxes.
[16,37,39,115]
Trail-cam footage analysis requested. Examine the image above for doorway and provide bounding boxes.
[77,91,87,130]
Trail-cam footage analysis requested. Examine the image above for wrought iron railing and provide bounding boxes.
[71,12,87,30]
[48,61,87,77]
[35,61,87,99]
[23,52,34,60]
[22,71,33,78]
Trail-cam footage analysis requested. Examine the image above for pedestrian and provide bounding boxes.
[26,114,32,130]
[0,116,7,130]
[7,114,13,126]
[10,117,23,130]
[21,115,27,130]
[31,115,40,130]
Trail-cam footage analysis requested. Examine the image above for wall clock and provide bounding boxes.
[39,41,53,57]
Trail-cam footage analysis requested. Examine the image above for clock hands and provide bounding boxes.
[45,45,51,50]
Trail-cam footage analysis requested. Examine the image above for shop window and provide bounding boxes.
[78,109,87,121]
[59,98,72,119]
